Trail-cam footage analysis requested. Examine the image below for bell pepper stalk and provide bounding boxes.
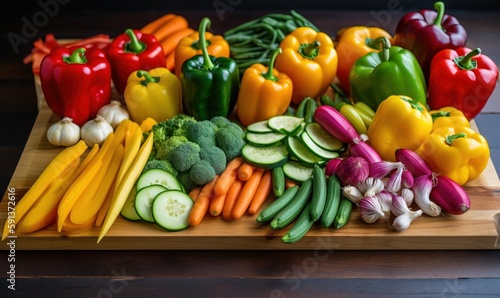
[40,46,112,126]
[366,95,433,162]
[394,1,467,80]
[349,37,427,111]
[236,47,293,127]
[174,25,230,78]
[334,26,394,95]
[429,106,470,132]
[416,126,490,185]
[124,67,182,124]
[180,17,240,120]
[274,26,338,105]
[428,47,499,120]
[107,29,166,95]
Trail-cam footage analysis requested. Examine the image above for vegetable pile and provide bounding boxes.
[9,1,499,244]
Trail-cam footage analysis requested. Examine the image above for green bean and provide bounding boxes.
[291,10,320,32]
[231,51,267,60]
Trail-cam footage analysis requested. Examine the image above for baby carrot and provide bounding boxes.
[238,163,255,182]
[141,13,176,34]
[188,186,202,201]
[222,180,244,220]
[151,15,189,44]
[248,170,273,215]
[285,178,297,189]
[165,51,176,72]
[159,27,195,56]
[231,168,265,220]
[213,157,243,196]
[188,175,218,227]
[210,192,226,217]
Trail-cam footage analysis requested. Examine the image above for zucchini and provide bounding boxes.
[285,136,323,166]
[267,115,304,136]
[256,185,300,223]
[241,143,288,170]
[134,184,168,222]
[270,177,313,229]
[246,131,286,147]
[333,194,353,229]
[151,190,194,231]
[246,120,273,134]
[304,97,317,123]
[271,166,286,197]
[136,168,183,192]
[300,131,340,160]
[320,174,341,228]
[310,164,327,221]
[282,160,313,183]
[304,122,344,151]
[120,187,141,221]
[295,98,309,118]
[282,202,315,243]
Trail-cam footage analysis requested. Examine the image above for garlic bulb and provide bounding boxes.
[97,100,129,129]
[47,117,81,147]
[359,196,386,224]
[80,115,113,147]
[391,194,423,232]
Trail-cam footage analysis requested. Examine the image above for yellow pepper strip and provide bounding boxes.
[335,26,394,95]
[1,140,87,240]
[116,125,142,193]
[174,30,230,77]
[124,67,182,124]
[236,48,293,127]
[275,27,338,105]
[367,95,433,162]
[95,180,116,227]
[429,106,470,132]
[140,117,157,132]
[61,213,97,233]
[98,131,153,243]
[416,126,490,185]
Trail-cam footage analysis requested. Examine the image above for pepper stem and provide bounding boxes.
[137,70,160,87]
[299,41,321,59]
[198,17,215,70]
[401,96,424,112]
[433,2,445,29]
[261,48,281,81]
[63,47,87,64]
[454,48,481,70]
[369,36,391,62]
[431,111,451,121]
[445,133,466,145]
[125,29,146,53]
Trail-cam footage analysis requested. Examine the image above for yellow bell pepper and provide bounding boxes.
[367,95,433,162]
[275,27,338,105]
[429,106,470,132]
[416,126,490,185]
[236,48,293,127]
[124,67,182,124]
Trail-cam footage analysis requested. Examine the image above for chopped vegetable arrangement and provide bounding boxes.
[9,1,499,244]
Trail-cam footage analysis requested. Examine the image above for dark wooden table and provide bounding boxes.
[1,7,500,297]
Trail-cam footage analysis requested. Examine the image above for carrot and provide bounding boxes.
[188,175,219,227]
[285,178,297,189]
[248,170,273,215]
[210,192,227,217]
[152,15,189,46]
[140,13,176,34]
[165,51,175,72]
[238,163,255,181]
[188,186,202,201]
[159,28,195,56]
[213,157,244,196]
[231,168,265,220]
[222,179,244,221]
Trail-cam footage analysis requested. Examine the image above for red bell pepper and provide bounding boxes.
[40,46,112,126]
[394,1,467,80]
[107,29,166,95]
[428,47,499,120]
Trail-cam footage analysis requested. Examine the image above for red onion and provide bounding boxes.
[430,175,471,215]
[314,105,361,144]
[395,148,433,178]
[349,141,383,165]
[335,156,370,186]
[325,158,342,176]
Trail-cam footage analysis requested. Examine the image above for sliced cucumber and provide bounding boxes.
[152,190,194,231]
[282,161,314,183]
[120,187,141,221]
[241,143,289,169]
[246,120,273,134]
[305,122,344,151]
[246,132,286,147]
[135,184,168,222]
[300,131,340,160]
[136,168,183,192]
[267,115,304,136]
[285,136,323,166]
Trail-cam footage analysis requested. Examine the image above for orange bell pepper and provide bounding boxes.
[236,48,293,127]
[275,27,338,105]
[174,28,230,77]
[335,26,394,95]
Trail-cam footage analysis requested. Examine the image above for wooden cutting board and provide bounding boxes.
[1,78,499,250]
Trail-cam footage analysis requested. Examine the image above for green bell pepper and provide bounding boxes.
[180,17,240,120]
[349,36,427,111]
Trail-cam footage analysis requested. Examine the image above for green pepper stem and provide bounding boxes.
[198,17,215,70]
[369,36,391,62]
[261,48,281,81]
[125,29,146,53]
[401,96,424,112]
[63,47,87,64]
[300,40,321,59]
[137,70,160,87]
[445,133,466,145]
[433,2,445,29]
[431,111,451,121]
[454,48,481,70]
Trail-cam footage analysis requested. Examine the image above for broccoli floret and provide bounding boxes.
[142,159,178,176]
[177,170,198,193]
[166,142,201,172]
[186,120,217,148]
[200,147,227,175]
[189,159,216,185]
[215,126,246,162]
[168,114,197,137]
[155,136,189,160]
[210,116,233,129]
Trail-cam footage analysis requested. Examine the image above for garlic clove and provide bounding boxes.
[374,190,392,220]
[342,185,364,205]
[359,196,386,224]
[400,187,414,206]
[413,175,441,217]
[392,209,423,232]
[357,177,384,198]
[385,165,404,193]
[369,161,403,179]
